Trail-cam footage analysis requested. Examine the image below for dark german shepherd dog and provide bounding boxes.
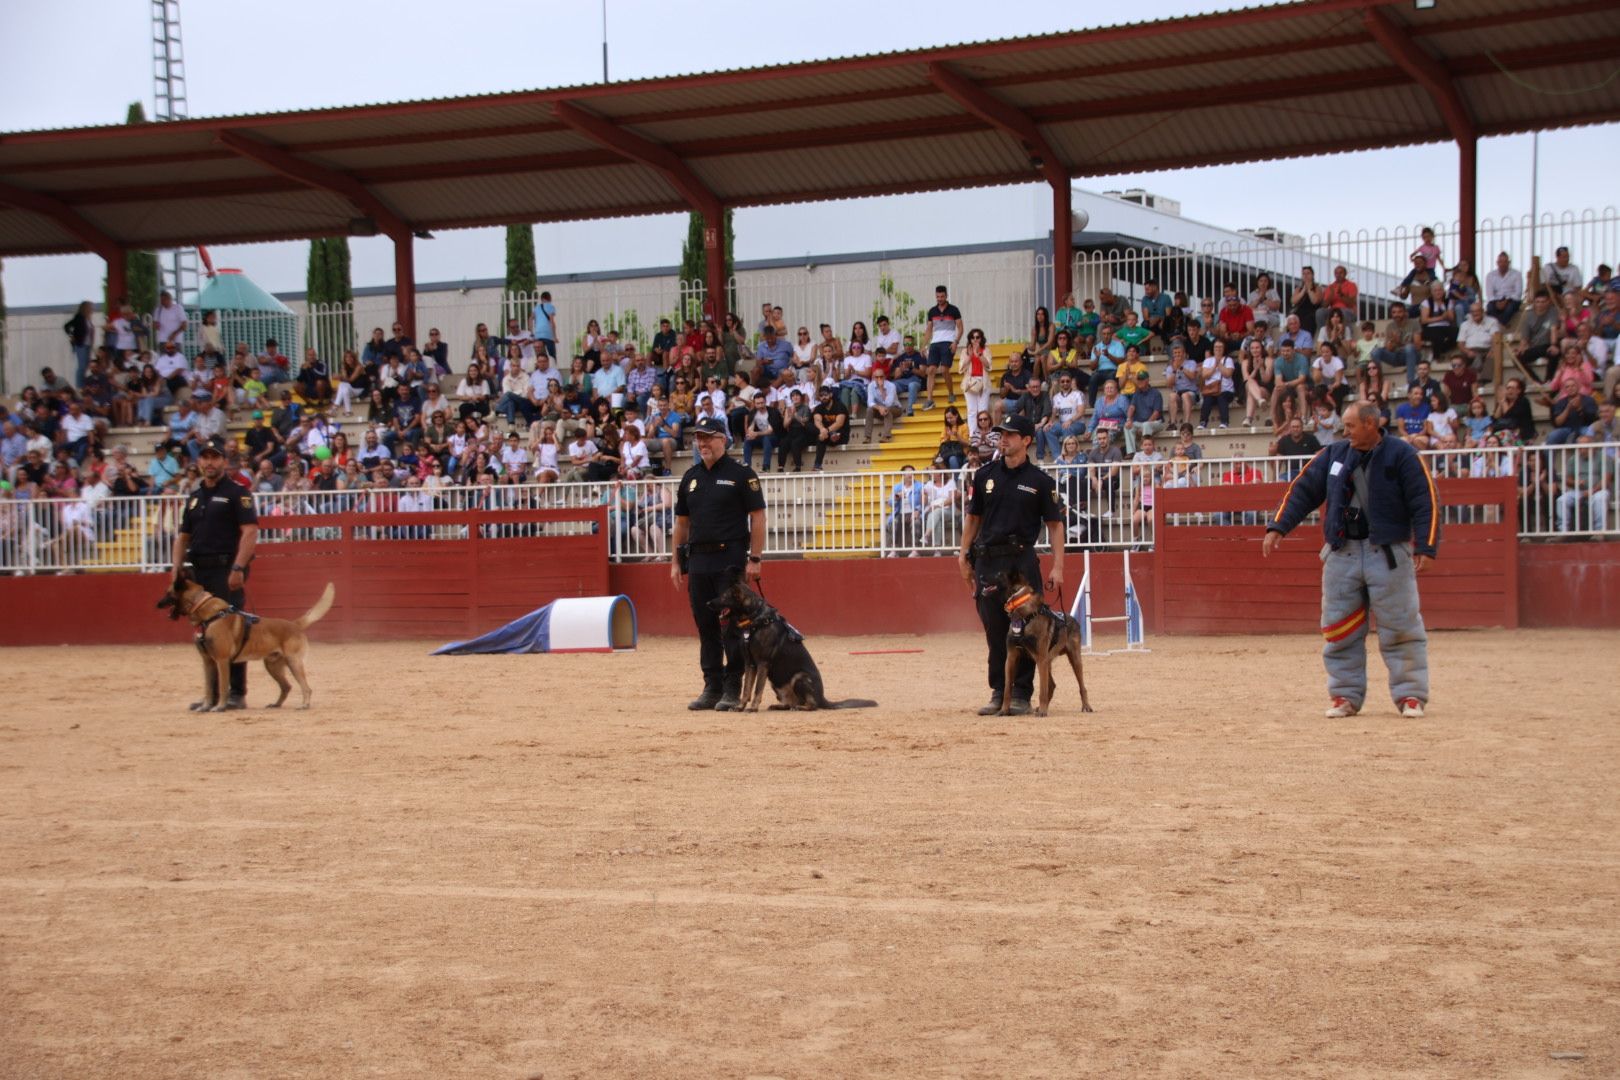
[709,576,878,711]
[996,567,1093,716]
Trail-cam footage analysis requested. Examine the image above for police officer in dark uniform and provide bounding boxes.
[671,415,767,711]
[957,415,1066,716]
[171,436,259,710]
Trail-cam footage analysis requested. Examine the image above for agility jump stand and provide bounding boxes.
[1070,550,1149,656]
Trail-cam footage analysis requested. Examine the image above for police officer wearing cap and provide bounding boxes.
[957,414,1066,715]
[171,436,259,710]
[671,415,767,711]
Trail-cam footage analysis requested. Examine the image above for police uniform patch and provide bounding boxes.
[688,479,698,492]
[241,497,252,508]
[985,478,995,494]
[1051,489,1060,502]
[747,478,760,491]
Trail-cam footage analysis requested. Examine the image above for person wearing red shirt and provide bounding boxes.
[1318,265,1360,331]
[1216,293,1254,353]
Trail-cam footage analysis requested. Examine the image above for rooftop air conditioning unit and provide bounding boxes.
[1113,188,1181,216]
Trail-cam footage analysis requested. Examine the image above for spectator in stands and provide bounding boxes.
[1277,313,1313,354]
[147,441,181,493]
[865,369,901,443]
[1545,246,1581,297]
[993,350,1030,425]
[1395,253,1438,304]
[889,339,924,416]
[810,385,849,471]
[885,465,923,554]
[1216,288,1253,356]
[969,410,1001,462]
[1115,346,1150,398]
[1027,306,1056,368]
[1561,292,1593,342]
[0,420,24,479]
[742,397,777,471]
[1515,292,1563,382]
[259,338,293,386]
[1088,378,1128,438]
[1096,286,1129,329]
[494,362,531,428]
[1039,372,1087,462]
[1555,430,1612,535]
[1046,328,1083,382]
[1236,339,1270,428]
[1163,342,1198,429]
[1313,342,1349,411]
[131,363,171,427]
[1247,273,1282,332]
[1191,341,1230,432]
[153,340,188,398]
[1583,264,1615,304]
[1083,428,1123,525]
[921,467,961,550]
[1394,385,1432,447]
[1317,309,1352,360]
[1485,252,1524,328]
[1272,339,1311,430]
[1418,280,1458,358]
[755,324,794,385]
[1290,266,1324,336]
[1489,377,1536,444]
[1087,323,1124,400]
[296,348,330,407]
[1272,416,1321,460]
[1374,302,1423,385]
[1124,370,1163,455]
[1115,309,1152,354]
[838,340,874,418]
[455,362,492,422]
[1459,396,1493,446]
[1455,303,1500,378]
[1423,390,1460,449]
[1443,351,1479,409]
[150,289,187,349]
[184,395,226,461]
[1315,265,1359,334]
[1447,259,1480,322]
[1546,380,1598,446]
[775,389,811,473]
[959,328,993,427]
[933,407,968,470]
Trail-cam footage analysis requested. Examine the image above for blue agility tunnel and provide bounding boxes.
[433,595,637,655]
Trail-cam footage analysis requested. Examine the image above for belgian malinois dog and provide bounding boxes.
[157,570,335,711]
[996,568,1092,716]
[709,576,878,711]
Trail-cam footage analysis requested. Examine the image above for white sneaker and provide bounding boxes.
[1324,696,1360,718]
[1398,697,1426,719]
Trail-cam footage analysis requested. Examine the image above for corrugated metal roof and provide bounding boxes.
[1,0,1617,256]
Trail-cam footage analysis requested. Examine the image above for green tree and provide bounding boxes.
[306,237,355,362]
[677,209,735,320]
[109,103,160,316]
[504,224,537,328]
[871,273,925,337]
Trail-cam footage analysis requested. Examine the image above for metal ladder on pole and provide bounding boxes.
[152,0,201,305]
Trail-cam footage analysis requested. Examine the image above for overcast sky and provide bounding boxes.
[3,0,1617,308]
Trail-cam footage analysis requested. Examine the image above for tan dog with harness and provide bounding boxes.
[997,568,1092,716]
[157,570,335,711]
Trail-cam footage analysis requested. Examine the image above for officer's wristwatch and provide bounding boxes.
[230,564,246,572]
[747,555,762,564]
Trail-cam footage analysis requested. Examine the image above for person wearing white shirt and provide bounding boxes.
[153,341,188,386]
[619,426,652,479]
[495,368,532,427]
[151,291,188,345]
[839,342,874,416]
[1484,252,1524,327]
[870,316,902,359]
[59,402,99,462]
[499,434,530,475]
[921,471,961,549]
[1040,372,1088,460]
[1312,344,1349,409]
[864,370,901,442]
[1456,302,1501,372]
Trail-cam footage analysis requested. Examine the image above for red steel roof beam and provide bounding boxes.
[926,62,1067,188]
[1362,8,1476,144]
[213,128,413,239]
[0,179,124,262]
[550,101,723,220]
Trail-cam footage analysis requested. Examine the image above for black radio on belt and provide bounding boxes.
[972,534,1027,560]
[1342,506,1370,540]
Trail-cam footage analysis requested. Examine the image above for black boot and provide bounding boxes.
[688,688,722,711]
[1006,697,1032,716]
[713,687,743,712]
[976,692,1004,716]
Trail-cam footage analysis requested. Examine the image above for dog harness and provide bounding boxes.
[730,606,804,646]
[193,605,260,663]
[1006,597,1072,649]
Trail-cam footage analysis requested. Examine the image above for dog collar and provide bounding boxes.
[1002,587,1035,613]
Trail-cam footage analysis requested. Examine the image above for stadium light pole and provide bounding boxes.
[601,0,609,83]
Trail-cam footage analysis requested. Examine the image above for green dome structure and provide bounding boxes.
[188,268,298,372]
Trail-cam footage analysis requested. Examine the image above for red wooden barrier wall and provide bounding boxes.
[1152,477,1519,635]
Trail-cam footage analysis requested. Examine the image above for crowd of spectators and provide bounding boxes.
[4,251,1619,563]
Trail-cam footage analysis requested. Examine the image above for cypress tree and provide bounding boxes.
[504,224,537,327]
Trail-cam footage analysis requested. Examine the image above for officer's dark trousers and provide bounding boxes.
[193,562,248,698]
[974,553,1038,701]
[688,564,746,693]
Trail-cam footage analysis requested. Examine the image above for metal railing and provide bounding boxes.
[4,444,1615,574]
[1072,207,1620,327]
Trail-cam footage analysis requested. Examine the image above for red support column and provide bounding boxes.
[392,232,416,341]
[106,250,128,309]
[703,209,727,326]
[1052,179,1073,305]
[1458,137,1478,267]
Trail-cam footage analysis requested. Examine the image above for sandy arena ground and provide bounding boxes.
[1,629,1617,1079]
